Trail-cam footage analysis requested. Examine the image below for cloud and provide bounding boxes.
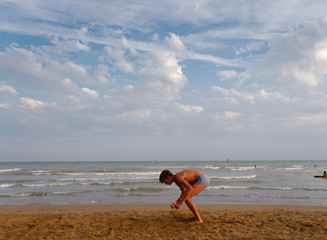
[175,104,203,113]
[257,89,296,103]
[236,41,266,55]
[0,85,18,96]
[213,111,241,121]
[217,70,251,85]
[223,111,241,119]
[261,18,327,89]
[165,33,186,52]
[104,46,135,74]
[0,103,10,109]
[81,88,99,99]
[19,97,49,110]
[212,86,255,104]
[2,1,327,160]
[286,112,327,127]
[0,44,90,94]
[41,37,90,53]
[135,49,187,105]
[217,70,238,80]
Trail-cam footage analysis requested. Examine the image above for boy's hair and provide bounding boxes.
[159,170,173,183]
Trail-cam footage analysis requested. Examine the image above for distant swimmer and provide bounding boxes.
[314,171,327,178]
[159,169,210,224]
[254,165,257,169]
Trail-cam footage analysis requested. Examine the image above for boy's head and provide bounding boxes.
[159,169,173,183]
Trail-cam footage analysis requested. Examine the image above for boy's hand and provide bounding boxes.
[174,201,182,209]
[170,202,182,209]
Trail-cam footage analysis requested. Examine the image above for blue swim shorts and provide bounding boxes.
[196,175,210,187]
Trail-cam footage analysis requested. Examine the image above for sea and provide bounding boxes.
[0,160,327,206]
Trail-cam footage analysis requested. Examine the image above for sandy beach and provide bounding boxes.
[0,204,326,240]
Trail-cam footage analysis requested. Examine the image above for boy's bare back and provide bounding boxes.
[174,170,204,186]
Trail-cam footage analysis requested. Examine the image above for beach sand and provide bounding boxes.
[0,204,327,239]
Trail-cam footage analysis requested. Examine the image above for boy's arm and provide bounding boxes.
[176,185,186,202]
[174,175,193,208]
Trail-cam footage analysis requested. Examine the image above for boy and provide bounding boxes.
[159,169,210,224]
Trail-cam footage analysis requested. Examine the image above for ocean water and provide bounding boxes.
[0,160,327,206]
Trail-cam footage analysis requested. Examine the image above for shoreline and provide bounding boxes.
[1,203,327,213]
[1,204,327,239]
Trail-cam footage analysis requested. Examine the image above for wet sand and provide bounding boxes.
[0,204,327,239]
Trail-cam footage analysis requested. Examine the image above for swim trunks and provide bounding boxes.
[196,175,210,187]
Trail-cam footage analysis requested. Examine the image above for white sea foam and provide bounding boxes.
[55,177,156,181]
[22,183,70,187]
[211,175,257,179]
[51,171,161,176]
[208,185,251,190]
[276,165,307,170]
[227,166,255,171]
[208,185,293,191]
[0,193,30,197]
[0,183,15,188]
[31,170,51,173]
[52,191,75,195]
[32,172,53,176]
[0,168,22,173]
[0,192,46,197]
[201,165,221,170]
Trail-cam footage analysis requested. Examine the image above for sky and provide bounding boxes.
[1,0,327,162]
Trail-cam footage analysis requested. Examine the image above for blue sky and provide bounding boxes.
[1,0,327,161]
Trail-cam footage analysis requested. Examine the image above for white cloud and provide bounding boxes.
[66,95,80,103]
[20,97,48,110]
[217,70,238,80]
[175,104,203,113]
[165,33,186,52]
[104,46,135,74]
[123,85,134,91]
[314,40,327,61]
[261,19,327,89]
[136,49,187,104]
[225,124,244,131]
[211,86,229,95]
[0,85,18,96]
[286,112,327,126]
[62,78,79,93]
[212,86,296,106]
[212,86,255,104]
[81,88,99,99]
[0,44,90,94]
[217,70,251,86]
[236,41,266,55]
[42,37,90,53]
[63,62,88,80]
[121,37,138,56]
[257,89,296,103]
[214,111,241,120]
[224,111,241,119]
[0,103,10,109]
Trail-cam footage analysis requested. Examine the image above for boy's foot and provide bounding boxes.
[189,220,203,225]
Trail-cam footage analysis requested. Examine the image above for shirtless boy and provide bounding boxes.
[159,169,210,224]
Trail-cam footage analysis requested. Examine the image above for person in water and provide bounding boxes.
[324,171,327,177]
[159,169,210,224]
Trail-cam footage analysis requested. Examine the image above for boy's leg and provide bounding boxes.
[185,199,202,223]
[190,183,206,197]
[185,183,206,223]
